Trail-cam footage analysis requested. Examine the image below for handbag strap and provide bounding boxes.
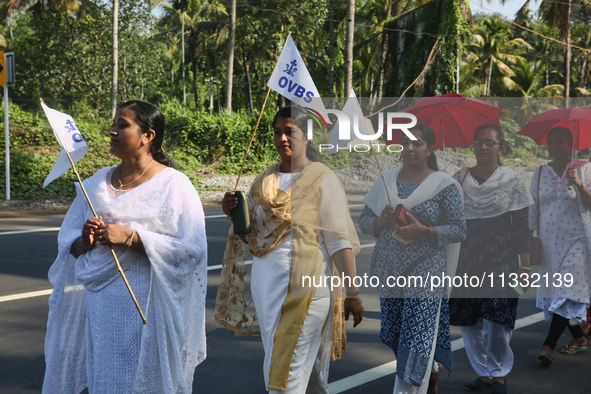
[535,166,542,234]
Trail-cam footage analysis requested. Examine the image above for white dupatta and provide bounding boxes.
[363,167,463,292]
[453,166,533,220]
[43,167,207,394]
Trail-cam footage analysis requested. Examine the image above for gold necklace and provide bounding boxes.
[118,159,155,190]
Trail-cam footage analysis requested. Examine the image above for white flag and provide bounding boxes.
[328,89,375,153]
[41,103,88,188]
[267,34,331,124]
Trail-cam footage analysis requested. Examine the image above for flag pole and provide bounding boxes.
[227,86,272,221]
[41,99,147,325]
[369,143,392,206]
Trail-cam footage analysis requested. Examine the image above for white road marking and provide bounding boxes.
[0,289,53,303]
[0,207,367,236]
[328,312,546,393]
[0,214,229,236]
[0,227,61,236]
[0,242,380,303]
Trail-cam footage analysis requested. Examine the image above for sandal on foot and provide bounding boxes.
[538,350,554,365]
[559,344,588,354]
[464,378,492,391]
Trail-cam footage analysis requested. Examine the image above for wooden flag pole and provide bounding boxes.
[41,99,147,324]
[369,143,392,206]
[227,87,272,221]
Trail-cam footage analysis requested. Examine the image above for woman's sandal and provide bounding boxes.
[538,350,554,365]
[427,362,443,394]
[559,344,588,354]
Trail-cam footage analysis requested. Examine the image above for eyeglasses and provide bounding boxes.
[473,140,501,148]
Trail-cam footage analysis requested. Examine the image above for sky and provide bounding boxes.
[471,0,540,19]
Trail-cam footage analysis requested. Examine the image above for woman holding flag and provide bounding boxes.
[358,124,466,394]
[43,100,207,394]
[217,106,364,394]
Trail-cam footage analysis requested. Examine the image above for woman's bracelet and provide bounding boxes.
[520,266,532,271]
[127,231,136,248]
[346,290,360,297]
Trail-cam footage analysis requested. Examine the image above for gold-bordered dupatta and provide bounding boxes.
[214,162,360,390]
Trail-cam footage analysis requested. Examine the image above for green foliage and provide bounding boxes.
[0,100,283,199]
[500,118,538,159]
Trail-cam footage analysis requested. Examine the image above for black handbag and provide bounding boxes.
[231,190,251,235]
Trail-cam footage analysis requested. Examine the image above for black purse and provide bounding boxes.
[231,190,251,235]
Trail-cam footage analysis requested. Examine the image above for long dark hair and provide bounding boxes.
[117,100,177,169]
[272,106,318,161]
[474,124,505,166]
[408,124,438,171]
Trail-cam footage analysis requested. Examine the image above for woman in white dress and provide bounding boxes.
[43,101,207,394]
[218,106,364,393]
[531,127,591,364]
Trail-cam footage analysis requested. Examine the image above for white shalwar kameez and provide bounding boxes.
[251,172,350,394]
[43,167,207,394]
[530,160,591,324]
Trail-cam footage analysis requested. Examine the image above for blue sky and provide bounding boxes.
[472,0,539,19]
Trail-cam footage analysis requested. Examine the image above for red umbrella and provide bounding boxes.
[518,107,591,193]
[385,93,503,171]
[517,107,591,151]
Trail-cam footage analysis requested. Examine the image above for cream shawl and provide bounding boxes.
[453,166,533,220]
[214,162,360,390]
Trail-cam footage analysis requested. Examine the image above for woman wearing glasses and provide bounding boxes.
[449,124,533,394]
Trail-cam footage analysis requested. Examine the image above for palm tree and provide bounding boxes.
[111,0,118,118]
[502,57,564,97]
[344,0,354,95]
[153,0,227,108]
[538,0,574,101]
[463,18,532,96]
[225,0,235,112]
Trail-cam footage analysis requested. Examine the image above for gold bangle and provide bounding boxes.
[127,231,136,248]
[520,266,532,271]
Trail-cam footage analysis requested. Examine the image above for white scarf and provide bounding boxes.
[363,167,463,292]
[453,166,533,220]
[43,167,207,394]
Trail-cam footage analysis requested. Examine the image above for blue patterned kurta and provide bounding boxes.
[449,207,531,329]
[358,179,466,386]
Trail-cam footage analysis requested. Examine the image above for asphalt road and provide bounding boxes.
[1,198,590,393]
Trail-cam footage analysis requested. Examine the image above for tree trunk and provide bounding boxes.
[192,52,199,109]
[182,8,186,105]
[243,51,253,113]
[564,0,571,105]
[225,0,236,112]
[344,0,355,96]
[581,9,591,89]
[374,1,392,105]
[486,58,493,96]
[329,0,335,104]
[110,0,119,119]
